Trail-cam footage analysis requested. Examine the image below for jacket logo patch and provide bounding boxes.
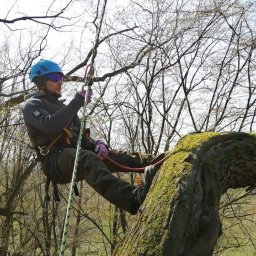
[33,110,41,118]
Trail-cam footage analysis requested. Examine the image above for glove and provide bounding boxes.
[77,87,93,104]
[95,140,109,160]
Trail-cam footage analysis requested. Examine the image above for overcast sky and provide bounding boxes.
[0,0,129,73]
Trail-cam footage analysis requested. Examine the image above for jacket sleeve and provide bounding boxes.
[22,94,85,135]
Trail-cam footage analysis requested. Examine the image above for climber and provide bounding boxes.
[22,59,158,214]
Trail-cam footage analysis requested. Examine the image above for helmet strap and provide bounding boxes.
[34,77,46,89]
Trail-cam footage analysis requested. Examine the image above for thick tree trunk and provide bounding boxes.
[114,132,256,256]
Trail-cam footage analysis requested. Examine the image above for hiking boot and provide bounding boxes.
[131,165,157,214]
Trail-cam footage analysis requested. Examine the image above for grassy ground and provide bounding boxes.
[214,189,256,255]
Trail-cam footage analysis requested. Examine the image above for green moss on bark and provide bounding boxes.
[114,132,256,256]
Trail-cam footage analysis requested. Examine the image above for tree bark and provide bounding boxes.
[113,132,256,256]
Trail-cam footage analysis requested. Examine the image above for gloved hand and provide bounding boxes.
[95,140,109,160]
[77,87,93,104]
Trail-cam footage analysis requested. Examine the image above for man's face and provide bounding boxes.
[44,73,63,96]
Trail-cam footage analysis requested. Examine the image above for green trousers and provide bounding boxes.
[42,148,158,214]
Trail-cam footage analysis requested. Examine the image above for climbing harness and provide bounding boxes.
[36,126,74,201]
[59,64,94,256]
[38,128,72,156]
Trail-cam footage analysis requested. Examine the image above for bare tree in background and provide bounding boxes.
[90,0,256,254]
[1,0,256,255]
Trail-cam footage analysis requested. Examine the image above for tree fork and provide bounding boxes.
[113,132,256,256]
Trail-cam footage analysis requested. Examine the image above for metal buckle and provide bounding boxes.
[38,146,50,156]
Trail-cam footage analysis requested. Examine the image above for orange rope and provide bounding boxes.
[105,153,170,173]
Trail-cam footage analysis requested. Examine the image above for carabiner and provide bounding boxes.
[39,146,50,156]
[84,64,94,82]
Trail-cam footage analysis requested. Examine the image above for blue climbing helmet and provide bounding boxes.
[29,59,64,82]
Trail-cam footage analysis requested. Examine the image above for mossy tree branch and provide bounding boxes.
[114,132,256,256]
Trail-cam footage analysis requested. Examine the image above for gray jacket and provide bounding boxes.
[22,91,95,151]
